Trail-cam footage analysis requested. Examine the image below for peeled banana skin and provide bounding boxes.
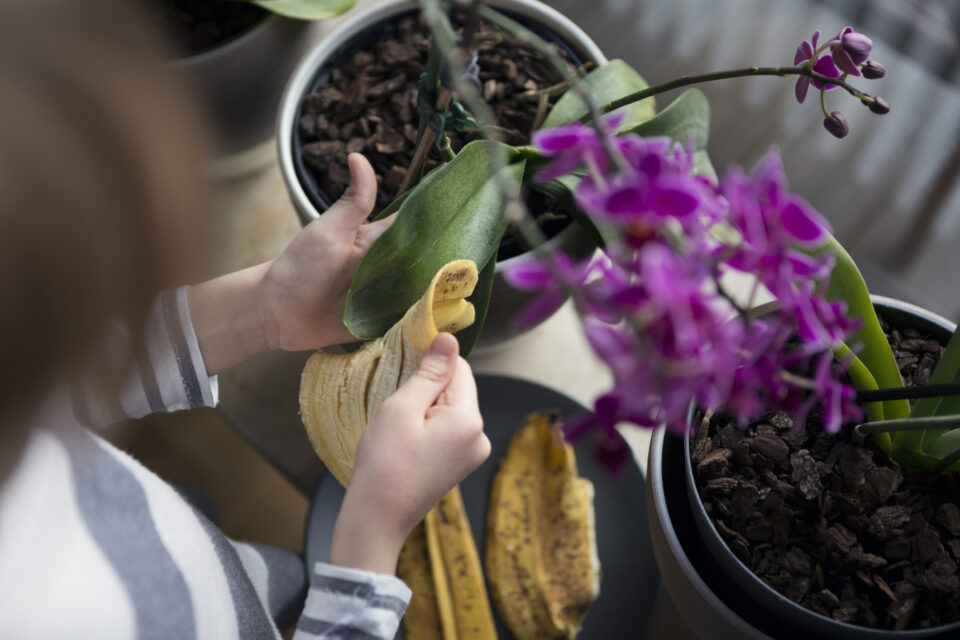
[299,260,478,486]
[398,486,497,640]
[486,412,600,640]
[397,522,444,639]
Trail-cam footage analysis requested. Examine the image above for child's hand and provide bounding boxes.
[258,153,393,352]
[328,333,490,575]
[188,153,393,374]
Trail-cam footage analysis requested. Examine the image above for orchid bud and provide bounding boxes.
[861,60,886,79]
[868,97,890,114]
[831,27,873,75]
[823,111,849,138]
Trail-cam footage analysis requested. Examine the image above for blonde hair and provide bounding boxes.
[0,0,211,450]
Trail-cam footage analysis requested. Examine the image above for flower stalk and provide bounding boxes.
[598,65,886,115]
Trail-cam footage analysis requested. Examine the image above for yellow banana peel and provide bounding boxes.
[486,412,600,639]
[299,259,478,486]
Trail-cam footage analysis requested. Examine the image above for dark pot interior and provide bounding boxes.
[682,297,960,639]
[290,8,586,217]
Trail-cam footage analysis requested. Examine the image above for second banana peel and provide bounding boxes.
[486,411,601,639]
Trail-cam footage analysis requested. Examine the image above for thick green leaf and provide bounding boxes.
[820,235,909,421]
[628,88,710,149]
[345,141,522,339]
[912,327,960,420]
[455,254,496,359]
[371,162,446,222]
[911,326,960,459]
[541,59,655,133]
[250,0,355,20]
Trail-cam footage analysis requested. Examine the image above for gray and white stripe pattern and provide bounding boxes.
[0,287,409,639]
[295,564,412,640]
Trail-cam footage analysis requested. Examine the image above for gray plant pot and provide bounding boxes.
[276,0,605,345]
[649,296,960,639]
[173,14,314,172]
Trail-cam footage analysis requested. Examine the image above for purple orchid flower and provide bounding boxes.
[794,29,842,103]
[517,104,864,470]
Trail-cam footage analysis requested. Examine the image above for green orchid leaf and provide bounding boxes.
[628,88,710,149]
[819,236,909,423]
[924,428,960,461]
[250,0,355,20]
[909,326,960,457]
[345,140,522,339]
[542,59,655,133]
[912,326,960,419]
[371,161,447,222]
[837,343,890,453]
[455,253,496,359]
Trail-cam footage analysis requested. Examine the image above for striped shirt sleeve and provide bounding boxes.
[293,562,411,640]
[74,287,218,426]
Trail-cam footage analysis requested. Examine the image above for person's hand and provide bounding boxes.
[257,153,394,352]
[187,154,393,375]
[327,333,491,575]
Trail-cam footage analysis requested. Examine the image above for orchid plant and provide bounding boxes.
[338,3,960,474]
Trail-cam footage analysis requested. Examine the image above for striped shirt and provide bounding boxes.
[0,288,410,639]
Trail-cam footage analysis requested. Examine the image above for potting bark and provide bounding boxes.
[297,12,577,251]
[692,315,960,631]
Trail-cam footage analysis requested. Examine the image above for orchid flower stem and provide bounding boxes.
[398,3,481,197]
[819,87,830,118]
[601,66,876,114]
[418,0,552,269]
[438,135,456,161]
[855,415,960,437]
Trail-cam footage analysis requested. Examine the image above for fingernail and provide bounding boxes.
[427,334,457,359]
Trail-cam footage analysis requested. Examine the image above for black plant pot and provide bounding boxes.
[653,295,960,639]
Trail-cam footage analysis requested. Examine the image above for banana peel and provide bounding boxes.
[486,412,601,640]
[299,259,479,486]
[298,259,496,639]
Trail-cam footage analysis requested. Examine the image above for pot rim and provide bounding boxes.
[275,0,608,256]
[682,295,960,638]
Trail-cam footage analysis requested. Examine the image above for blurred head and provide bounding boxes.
[0,0,211,458]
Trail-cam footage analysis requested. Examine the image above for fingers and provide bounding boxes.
[325,153,377,227]
[355,211,397,253]
[434,357,480,413]
[392,333,459,414]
